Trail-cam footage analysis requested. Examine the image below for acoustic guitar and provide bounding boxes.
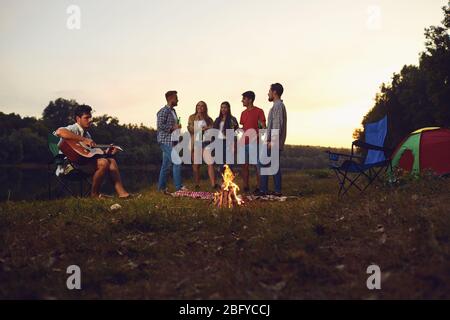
[59,139,123,164]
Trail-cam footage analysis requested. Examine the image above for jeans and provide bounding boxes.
[259,149,282,193]
[243,143,259,165]
[158,143,182,191]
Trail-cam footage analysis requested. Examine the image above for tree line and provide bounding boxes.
[0,99,343,169]
[0,99,160,165]
[354,5,449,150]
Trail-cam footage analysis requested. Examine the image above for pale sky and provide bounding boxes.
[0,0,447,147]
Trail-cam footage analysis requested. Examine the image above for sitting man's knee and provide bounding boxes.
[109,158,118,166]
[97,158,110,169]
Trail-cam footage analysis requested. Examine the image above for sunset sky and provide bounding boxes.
[0,0,447,147]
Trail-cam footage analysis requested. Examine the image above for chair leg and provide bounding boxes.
[339,169,351,197]
[333,164,391,198]
[48,164,52,200]
[56,178,78,199]
[360,166,388,193]
[335,169,351,197]
[341,173,364,196]
[335,169,363,197]
[376,166,389,184]
[332,169,345,197]
[84,179,92,197]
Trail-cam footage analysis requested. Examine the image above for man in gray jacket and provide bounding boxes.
[259,83,287,196]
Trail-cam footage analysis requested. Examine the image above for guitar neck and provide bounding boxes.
[96,144,115,149]
[91,144,123,151]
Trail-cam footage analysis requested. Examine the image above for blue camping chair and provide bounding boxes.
[327,116,393,197]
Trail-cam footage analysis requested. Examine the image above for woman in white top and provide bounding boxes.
[187,101,215,190]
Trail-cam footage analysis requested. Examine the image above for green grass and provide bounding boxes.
[0,170,449,299]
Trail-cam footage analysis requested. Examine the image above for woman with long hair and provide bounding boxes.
[213,101,239,166]
[187,101,216,190]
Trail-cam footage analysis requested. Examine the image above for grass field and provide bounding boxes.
[0,170,449,299]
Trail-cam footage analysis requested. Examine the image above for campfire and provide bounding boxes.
[214,165,244,208]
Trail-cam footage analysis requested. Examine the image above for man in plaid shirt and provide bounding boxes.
[157,91,187,192]
[259,83,287,196]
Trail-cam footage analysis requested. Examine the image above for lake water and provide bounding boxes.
[0,166,180,201]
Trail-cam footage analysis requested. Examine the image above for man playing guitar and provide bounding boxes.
[54,104,133,199]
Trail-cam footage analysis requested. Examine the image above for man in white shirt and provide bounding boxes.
[54,105,132,199]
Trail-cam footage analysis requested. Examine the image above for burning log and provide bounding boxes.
[214,165,244,208]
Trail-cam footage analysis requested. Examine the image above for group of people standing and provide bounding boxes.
[156,83,287,196]
[52,83,286,199]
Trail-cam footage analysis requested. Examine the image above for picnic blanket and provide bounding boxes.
[245,195,300,202]
[170,190,215,200]
[170,190,300,202]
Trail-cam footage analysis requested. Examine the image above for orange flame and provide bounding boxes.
[214,165,244,208]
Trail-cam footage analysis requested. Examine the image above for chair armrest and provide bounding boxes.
[352,140,392,153]
[49,154,66,166]
[326,151,363,160]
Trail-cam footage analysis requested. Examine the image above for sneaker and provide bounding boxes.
[158,188,170,195]
[119,193,142,200]
[271,191,283,197]
[95,193,114,200]
[254,190,267,197]
[177,186,189,192]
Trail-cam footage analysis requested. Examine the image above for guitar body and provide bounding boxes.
[59,139,108,164]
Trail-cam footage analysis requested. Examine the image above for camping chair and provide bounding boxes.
[327,116,393,197]
[47,133,92,199]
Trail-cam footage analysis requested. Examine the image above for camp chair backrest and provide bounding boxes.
[48,133,61,157]
[364,116,387,165]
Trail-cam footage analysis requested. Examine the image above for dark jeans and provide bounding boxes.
[158,143,182,191]
[259,149,282,193]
